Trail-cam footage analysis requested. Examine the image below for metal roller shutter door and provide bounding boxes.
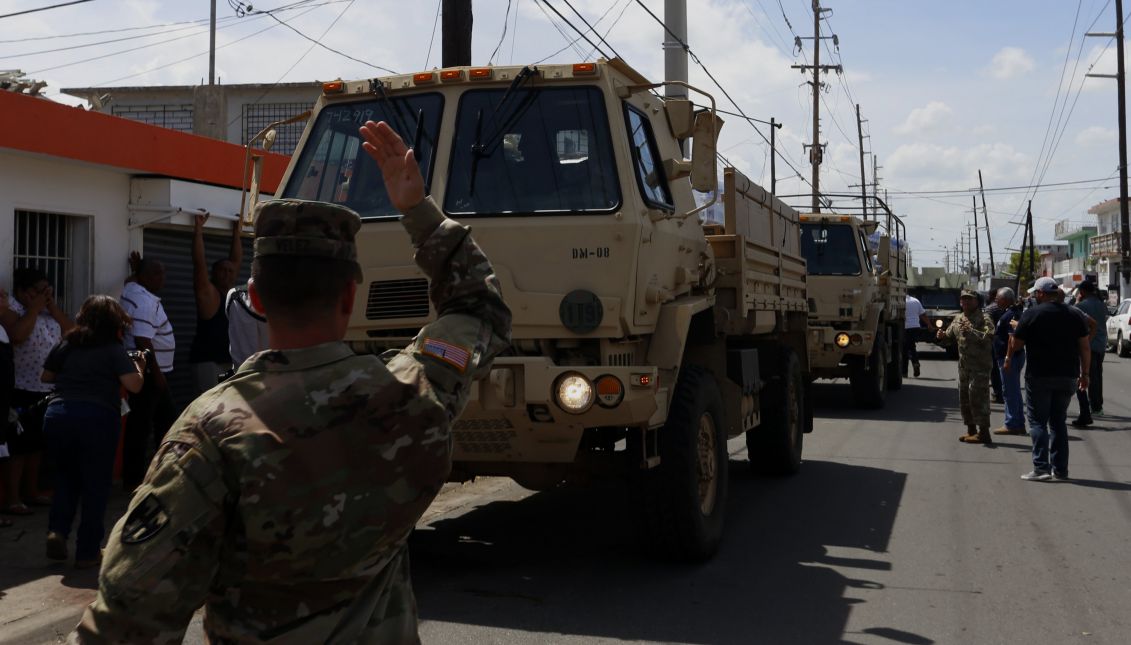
[142,227,253,410]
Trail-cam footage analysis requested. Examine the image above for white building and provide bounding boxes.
[1,88,289,405]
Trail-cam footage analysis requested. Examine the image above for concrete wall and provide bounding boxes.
[0,149,132,313]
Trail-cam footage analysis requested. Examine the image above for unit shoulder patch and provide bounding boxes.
[121,493,171,544]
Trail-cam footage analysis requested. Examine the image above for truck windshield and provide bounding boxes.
[282,93,443,220]
[444,86,620,216]
[800,223,863,276]
[913,291,961,309]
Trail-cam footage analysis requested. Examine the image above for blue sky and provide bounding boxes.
[2,0,1127,266]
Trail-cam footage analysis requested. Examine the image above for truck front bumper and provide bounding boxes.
[807,326,877,371]
[452,358,663,463]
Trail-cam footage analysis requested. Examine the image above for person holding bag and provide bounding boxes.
[41,295,144,568]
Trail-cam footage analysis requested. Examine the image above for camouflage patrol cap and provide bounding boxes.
[253,199,363,281]
[959,289,978,299]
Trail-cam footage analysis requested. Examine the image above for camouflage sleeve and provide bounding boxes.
[938,315,959,347]
[72,426,230,644]
[384,196,512,419]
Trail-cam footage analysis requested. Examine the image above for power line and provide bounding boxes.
[559,0,626,61]
[424,0,442,68]
[887,176,1116,197]
[489,0,513,65]
[253,4,396,74]
[230,0,356,128]
[536,0,611,59]
[630,0,815,192]
[0,0,93,21]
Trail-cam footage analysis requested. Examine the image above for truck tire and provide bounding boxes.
[849,336,886,409]
[886,326,904,391]
[635,365,728,561]
[1120,332,1131,358]
[945,345,959,360]
[748,350,803,475]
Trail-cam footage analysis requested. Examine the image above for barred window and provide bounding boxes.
[243,102,313,156]
[112,104,194,133]
[12,210,91,315]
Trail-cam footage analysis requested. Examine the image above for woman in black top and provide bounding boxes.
[41,295,145,567]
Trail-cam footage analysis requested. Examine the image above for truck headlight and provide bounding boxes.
[835,332,851,348]
[555,372,594,414]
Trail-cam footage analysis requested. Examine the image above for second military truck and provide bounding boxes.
[797,204,908,408]
[269,58,811,561]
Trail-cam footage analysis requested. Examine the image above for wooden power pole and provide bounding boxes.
[442,0,473,68]
[791,1,840,212]
[978,170,995,276]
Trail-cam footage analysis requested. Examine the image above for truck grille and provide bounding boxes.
[366,279,430,320]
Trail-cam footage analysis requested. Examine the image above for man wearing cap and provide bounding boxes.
[1070,279,1107,426]
[1006,276,1090,482]
[936,289,995,444]
[72,121,512,643]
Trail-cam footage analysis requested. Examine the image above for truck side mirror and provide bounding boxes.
[665,98,695,140]
[690,111,723,192]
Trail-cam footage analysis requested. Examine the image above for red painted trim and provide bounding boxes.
[0,91,289,193]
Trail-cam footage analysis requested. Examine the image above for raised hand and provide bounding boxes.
[194,212,210,230]
[358,120,425,212]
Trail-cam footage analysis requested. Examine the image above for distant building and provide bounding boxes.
[62,82,319,156]
[1,88,287,406]
[1053,218,1096,282]
[1088,198,1125,293]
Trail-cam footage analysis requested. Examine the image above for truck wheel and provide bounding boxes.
[945,345,959,360]
[635,364,728,561]
[1120,332,1131,358]
[886,327,904,391]
[748,350,803,475]
[849,336,886,409]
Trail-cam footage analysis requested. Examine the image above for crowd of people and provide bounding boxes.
[907,276,1107,482]
[0,217,269,563]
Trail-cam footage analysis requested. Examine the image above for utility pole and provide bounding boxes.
[770,117,782,198]
[442,0,473,67]
[1086,0,1130,295]
[1028,201,1037,281]
[972,197,982,279]
[664,0,688,155]
[978,169,995,276]
[856,104,868,219]
[791,1,841,212]
[208,0,216,85]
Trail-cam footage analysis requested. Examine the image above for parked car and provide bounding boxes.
[1107,298,1131,357]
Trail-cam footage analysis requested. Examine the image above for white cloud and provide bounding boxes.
[893,101,954,136]
[1075,126,1115,147]
[985,47,1035,80]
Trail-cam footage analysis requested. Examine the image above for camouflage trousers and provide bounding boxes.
[958,368,992,427]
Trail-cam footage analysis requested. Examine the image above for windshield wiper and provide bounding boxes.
[468,66,539,195]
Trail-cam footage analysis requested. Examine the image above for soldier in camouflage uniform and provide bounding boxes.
[72,121,512,644]
[936,289,995,444]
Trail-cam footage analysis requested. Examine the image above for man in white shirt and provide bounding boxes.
[225,285,268,368]
[904,293,928,377]
[119,258,176,491]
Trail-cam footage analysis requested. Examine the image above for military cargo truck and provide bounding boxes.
[264,59,811,560]
[908,285,962,358]
[795,203,907,408]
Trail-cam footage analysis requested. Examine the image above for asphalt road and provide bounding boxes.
[3,345,1130,644]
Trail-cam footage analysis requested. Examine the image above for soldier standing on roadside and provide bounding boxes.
[71,120,512,643]
[937,289,995,444]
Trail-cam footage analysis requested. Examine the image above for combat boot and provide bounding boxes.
[959,425,978,442]
[960,426,993,445]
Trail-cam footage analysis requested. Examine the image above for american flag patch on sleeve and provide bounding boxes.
[421,337,472,372]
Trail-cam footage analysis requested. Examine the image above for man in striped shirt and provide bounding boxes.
[120,258,176,491]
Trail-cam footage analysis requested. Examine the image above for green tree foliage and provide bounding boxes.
[1005,248,1041,291]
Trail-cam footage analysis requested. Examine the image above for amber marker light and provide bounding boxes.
[573,63,597,75]
[469,67,493,80]
[440,69,464,81]
[594,375,625,408]
[413,72,437,84]
[322,80,344,94]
